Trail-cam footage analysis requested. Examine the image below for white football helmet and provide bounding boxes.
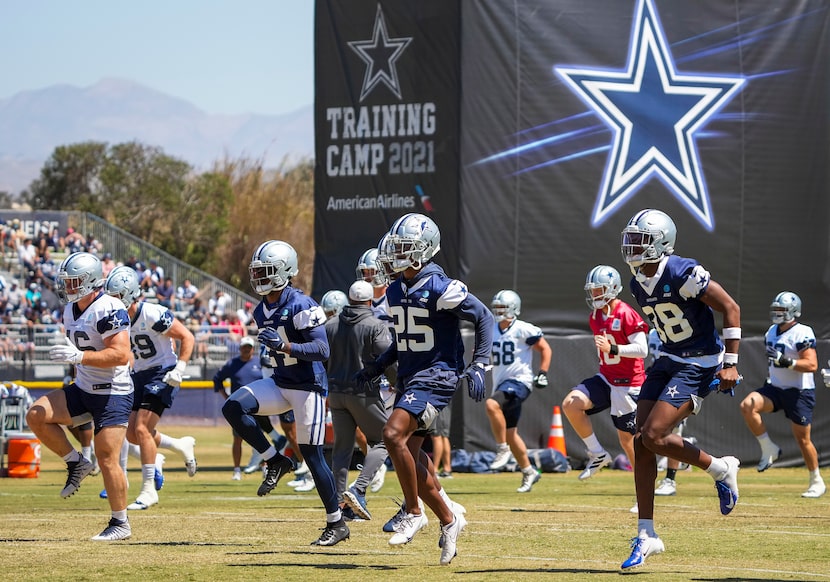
[320,290,348,318]
[379,213,441,273]
[106,265,142,308]
[770,291,801,324]
[356,248,387,287]
[491,290,521,322]
[56,252,103,304]
[621,209,676,267]
[584,265,622,310]
[249,240,299,295]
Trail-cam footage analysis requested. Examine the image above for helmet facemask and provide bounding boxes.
[621,229,663,267]
[249,262,289,295]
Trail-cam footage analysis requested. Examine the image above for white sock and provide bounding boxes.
[810,468,822,483]
[327,509,343,523]
[157,433,177,451]
[756,432,776,451]
[637,519,655,538]
[119,440,129,475]
[706,457,728,480]
[63,450,82,463]
[582,433,604,455]
[113,510,127,522]
[81,446,92,462]
[142,464,155,492]
[521,465,537,475]
[496,442,509,452]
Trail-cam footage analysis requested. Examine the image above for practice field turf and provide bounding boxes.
[1,425,828,581]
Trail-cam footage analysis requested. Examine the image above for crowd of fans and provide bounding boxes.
[0,219,254,367]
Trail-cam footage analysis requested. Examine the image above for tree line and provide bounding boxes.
[18,141,315,292]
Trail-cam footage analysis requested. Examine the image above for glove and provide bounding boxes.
[463,362,488,402]
[162,361,187,388]
[258,328,285,352]
[766,346,793,369]
[50,337,84,365]
[533,370,549,388]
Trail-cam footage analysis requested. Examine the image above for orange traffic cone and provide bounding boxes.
[547,405,567,457]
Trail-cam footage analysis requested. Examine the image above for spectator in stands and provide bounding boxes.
[49,225,64,252]
[25,282,42,310]
[101,253,116,278]
[17,237,37,277]
[65,228,86,253]
[156,277,175,309]
[85,233,102,256]
[36,225,51,256]
[209,289,231,320]
[176,279,199,311]
[189,297,208,322]
[37,249,57,287]
[5,280,23,315]
[225,312,246,343]
[237,301,254,327]
[140,259,164,291]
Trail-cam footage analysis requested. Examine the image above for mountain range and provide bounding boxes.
[0,78,314,194]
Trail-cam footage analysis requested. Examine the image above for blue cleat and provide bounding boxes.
[154,467,164,491]
[621,535,665,570]
[99,488,108,499]
[715,456,740,515]
[343,486,371,520]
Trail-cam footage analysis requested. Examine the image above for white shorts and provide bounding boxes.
[238,378,327,446]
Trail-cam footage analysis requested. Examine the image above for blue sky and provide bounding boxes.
[0,1,314,116]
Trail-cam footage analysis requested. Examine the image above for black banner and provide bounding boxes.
[460,0,830,336]
[313,0,462,297]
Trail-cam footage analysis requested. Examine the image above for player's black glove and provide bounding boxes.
[463,362,488,402]
[766,346,793,369]
[258,328,285,352]
[533,370,549,388]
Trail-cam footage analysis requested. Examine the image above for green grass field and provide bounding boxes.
[1,424,828,581]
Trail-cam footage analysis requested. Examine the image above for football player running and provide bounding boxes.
[486,289,552,493]
[739,292,825,498]
[619,209,742,570]
[105,266,197,510]
[26,252,133,541]
[221,240,347,546]
[356,213,494,565]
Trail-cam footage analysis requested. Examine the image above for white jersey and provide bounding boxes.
[130,302,178,372]
[62,291,132,395]
[766,322,816,390]
[491,319,543,389]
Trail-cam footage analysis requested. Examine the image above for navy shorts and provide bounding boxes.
[132,366,179,413]
[757,384,815,426]
[395,366,459,431]
[491,379,530,429]
[573,376,637,433]
[64,383,133,434]
[640,357,717,413]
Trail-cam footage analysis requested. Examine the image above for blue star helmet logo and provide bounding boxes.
[555,0,746,230]
[348,4,413,102]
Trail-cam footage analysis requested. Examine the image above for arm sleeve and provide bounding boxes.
[455,294,495,366]
[616,331,648,358]
[287,323,330,361]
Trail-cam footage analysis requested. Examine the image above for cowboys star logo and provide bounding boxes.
[348,4,412,102]
[555,0,746,230]
[666,384,679,398]
[403,392,417,404]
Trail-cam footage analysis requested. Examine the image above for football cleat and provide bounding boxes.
[343,487,371,520]
[61,457,94,498]
[388,512,427,545]
[383,498,424,533]
[178,436,197,477]
[370,462,387,493]
[715,456,740,515]
[517,469,541,493]
[154,453,165,491]
[231,469,242,481]
[310,523,350,546]
[802,480,826,498]
[757,447,781,472]
[257,455,294,496]
[293,475,316,492]
[243,450,264,474]
[621,535,665,570]
[654,478,677,496]
[579,451,611,480]
[99,488,108,499]
[439,514,467,565]
[91,518,131,541]
[127,490,159,510]
[294,460,309,476]
[490,445,513,471]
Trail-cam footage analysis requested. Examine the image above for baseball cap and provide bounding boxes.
[349,280,374,302]
[240,336,255,348]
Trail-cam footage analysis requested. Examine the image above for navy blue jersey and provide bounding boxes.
[629,255,722,360]
[252,286,329,393]
[383,263,493,380]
